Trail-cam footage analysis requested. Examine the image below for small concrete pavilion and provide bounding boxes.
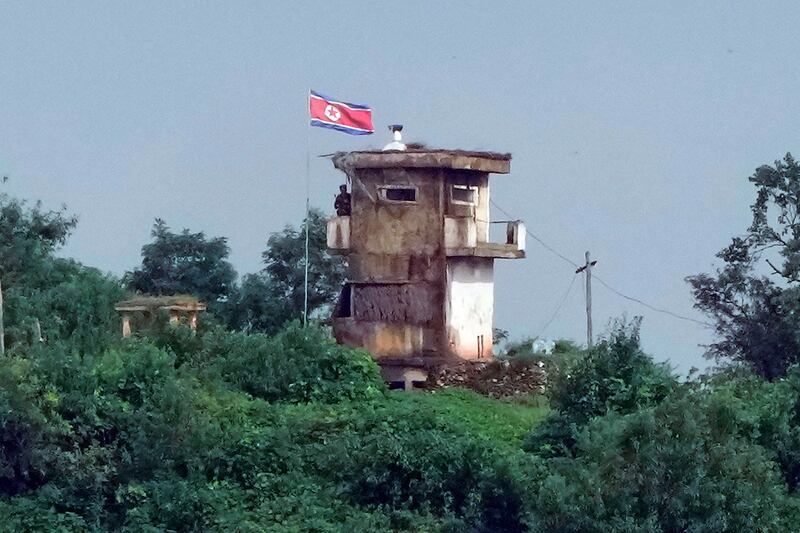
[114,295,207,337]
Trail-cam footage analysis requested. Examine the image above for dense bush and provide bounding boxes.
[531,389,800,531]
[702,367,800,492]
[526,318,675,457]
[321,428,540,532]
[5,316,800,531]
[189,322,385,403]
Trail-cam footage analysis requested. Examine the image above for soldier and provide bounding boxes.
[334,184,351,216]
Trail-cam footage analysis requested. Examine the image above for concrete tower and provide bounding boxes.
[326,144,525,389]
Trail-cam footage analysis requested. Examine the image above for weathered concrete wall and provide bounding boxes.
[333,318,440,358]
[341,166,447,358]
[445,257,494,359]
[444,217,477,249]
[352,283,437,325]
[444,171,490,243]
[351,167,443,258]
[346,253,441,283]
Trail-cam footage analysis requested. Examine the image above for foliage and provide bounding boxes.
[701,367,800,492]
[5,187,800,530]
[688,153,800,379]
[174,322,385,404]
[0,191,77,283]
[4,259,124,354]
[526,318,676,457]
[398,389,549,451]
[0,191,124,355]
[277,394,546,532]
[126,218,236,305]
[531,389,800,532]
[215,272,288,334]
[261,209,345,320]
[220,208,345,334]
[0,329,551,531]
[0,497,88,532]
[502,337,585,385]
[323,428,540,532]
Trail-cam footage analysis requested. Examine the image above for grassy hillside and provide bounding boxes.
[395,389,549,450]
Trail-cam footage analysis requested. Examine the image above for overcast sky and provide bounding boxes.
[2,1,798,372]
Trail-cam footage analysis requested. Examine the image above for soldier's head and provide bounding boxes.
[339,184,347,193]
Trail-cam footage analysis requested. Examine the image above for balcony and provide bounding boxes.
[327,216,350,253]
[445,218,525,259]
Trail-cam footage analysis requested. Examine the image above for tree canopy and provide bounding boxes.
[0,190,122,353]
[220,208,345,334]
[688,153,800,379]
[0,191,77,282]
[126,219,236,305]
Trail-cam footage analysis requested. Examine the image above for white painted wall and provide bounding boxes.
[445,258,494,359]
[326,216,350,250]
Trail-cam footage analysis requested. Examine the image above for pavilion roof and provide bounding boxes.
[114,295,207,312]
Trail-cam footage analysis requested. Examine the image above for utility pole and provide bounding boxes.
[575,251,597,348]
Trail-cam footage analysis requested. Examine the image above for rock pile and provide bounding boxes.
[427,359,547,397]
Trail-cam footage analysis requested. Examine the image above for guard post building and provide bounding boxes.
[327,135,525,390]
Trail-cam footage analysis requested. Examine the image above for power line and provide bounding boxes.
[490,200,580,269]
[534,273,578,339]
[591,275,712,327]
[489,199,714,329]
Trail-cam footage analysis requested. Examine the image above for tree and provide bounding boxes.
[127,219,236,304]
[0,190,122,353]
[0,192,77,283]
[687,153,800,379]
[261,208,345,319]
[525,318,675,457]
[220,209,345,334]
[216,273,287,334]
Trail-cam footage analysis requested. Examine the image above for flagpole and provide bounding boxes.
[303,90,311,327]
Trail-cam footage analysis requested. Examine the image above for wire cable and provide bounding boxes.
[490,199,580,269]
[489,199,714,328]
[591,275,713,327]
[534,273,578,339]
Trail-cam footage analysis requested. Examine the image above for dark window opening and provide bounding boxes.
[452,185,477,204]
[382,187,417,202]
[389,381,406,390]
[335,284,352,318]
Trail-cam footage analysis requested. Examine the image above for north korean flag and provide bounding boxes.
[309,90,374,135]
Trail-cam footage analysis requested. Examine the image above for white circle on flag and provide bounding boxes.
[324,104,342,122]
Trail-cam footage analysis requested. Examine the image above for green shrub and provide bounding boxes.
[702,367,800,492]
[0,497,88,532]
[4,259,124,357]
[318,417,542,532]
[0,355,67,497]
[530,390,800,532]
[526,318,675,456]
[196,322,385,403]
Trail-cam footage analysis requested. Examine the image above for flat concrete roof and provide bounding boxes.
[115,295,207,312]
[331,149,511,174]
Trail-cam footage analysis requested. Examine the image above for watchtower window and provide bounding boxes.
[380,186,417,203]
[335,284,352,318]
[451,184,477,205]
